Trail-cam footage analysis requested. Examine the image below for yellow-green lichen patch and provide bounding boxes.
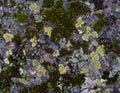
[32,59,39,67]
[90,51,99,61]
[5,50,12,57]
[3,33,14,42]
[44,26,53,37]
[91,31,98,38]
[21,78,28,85]
[96,45,104,56]
[81,54,88,60]
[75,17,84,30]
[37,65,46,77]
[90,60,102,70]
[30,36,36,47]
[91,40,98,46]
[58,64,67,75]
[85,26,91,32]
[29,3,40,13]
[95,79,106,86]
[23,49,26,55]
[82,33,90,41]
[66,40,72,48]
[4,58,10,64]
[53,50,60,57]
[47,65,56,72]
[81,67,88,76]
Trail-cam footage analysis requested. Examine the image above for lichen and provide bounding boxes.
[96,45,104,56]
[29,3,40,13]
[37,65,46,77]
[58,64,67,75]
[44,26,53,37]
[3,33,14,42]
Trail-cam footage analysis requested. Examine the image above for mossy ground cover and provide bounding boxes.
[0,0,120,93]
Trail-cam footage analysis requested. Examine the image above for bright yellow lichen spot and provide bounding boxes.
[3,33,14,42]
[44,26,53,37]
[29,3,40,13]
[96,45,104,56]
[4,58,10,64]
[59,64,67,75]
[30,36,36,47]
[53,50,60,57]
[6,50,12,57]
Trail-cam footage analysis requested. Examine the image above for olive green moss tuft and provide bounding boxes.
[14,13,28,23]
[93,19,105,32]
[69,1,90,16]
[41,1,90,40]
[41,7,73,39]
[44,0,54,8]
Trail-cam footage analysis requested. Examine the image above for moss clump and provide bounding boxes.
[0,65,21,92]
[69,1,90,16]
[96,13,105,19]
[14,13,28,23]
[102,71,119,85]
[93,19,105,32]
[20,83,48,93]
[59,48,73,56]
[35,22,43,30]
[44,0,54,8]
[41,1,90,40]
[62,74,85,86]
[41,7,73,39]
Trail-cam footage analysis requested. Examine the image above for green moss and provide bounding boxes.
[41,1,90,40]
[3,0,7,6]
[35,22,43,30]
[96,13,105,19]
[62,74,85,86]
[82,41,89,54]
[69,1,90,16]
[102,71,119,85]
[20,83,48,93]
[44,0,54,7]
[0,66,21,92]
[93,19,105,32]
[59,48,73,56]
[14,13,28,23]
[41,7,73,39]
